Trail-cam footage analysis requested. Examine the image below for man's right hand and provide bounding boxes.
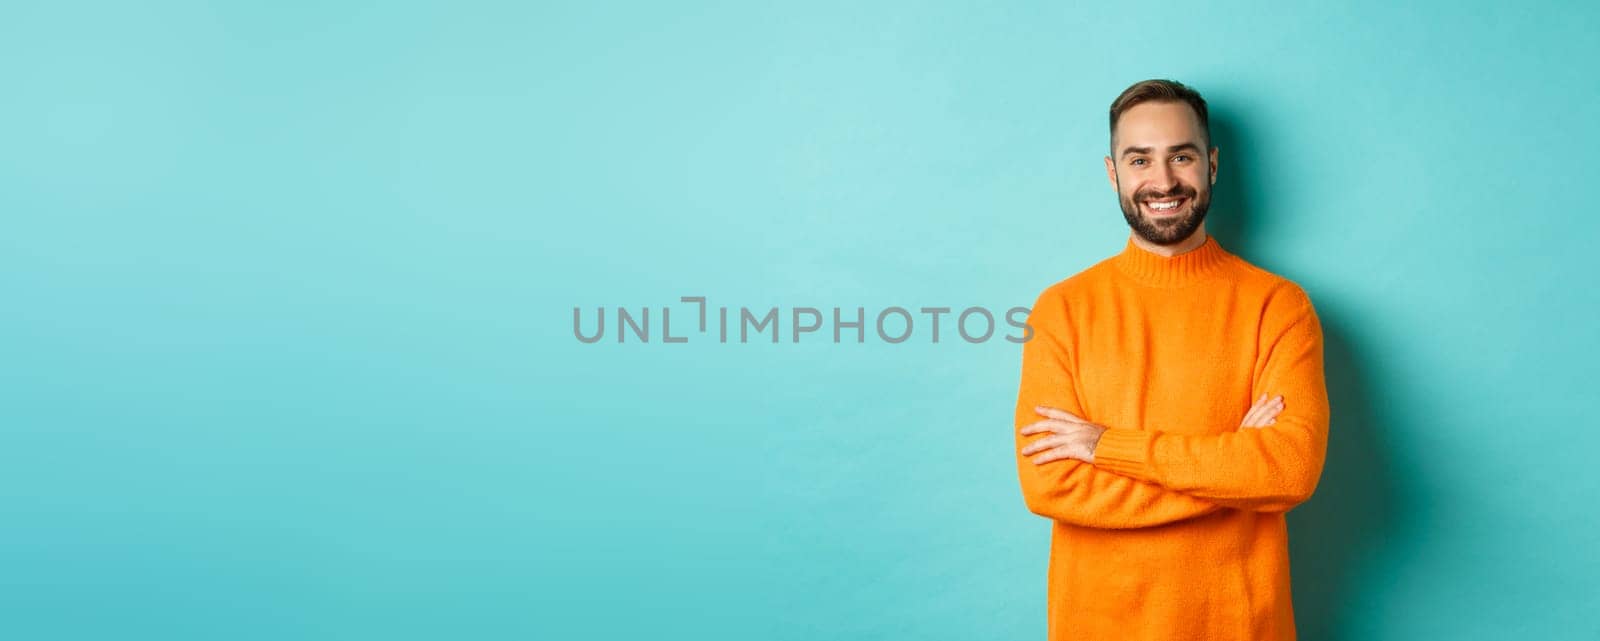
[1239,394,1285,429]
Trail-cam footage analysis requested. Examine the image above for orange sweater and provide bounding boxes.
[1013,233,1330,641]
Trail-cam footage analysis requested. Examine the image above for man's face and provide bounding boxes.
[1103,101,1219,246]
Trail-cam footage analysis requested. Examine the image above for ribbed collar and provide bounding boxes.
[1111,232,1233,287]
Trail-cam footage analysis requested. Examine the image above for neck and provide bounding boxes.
[1129,223,1208,257]
[1111,223,1231,288]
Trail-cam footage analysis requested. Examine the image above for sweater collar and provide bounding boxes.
[1111,232,1232,287]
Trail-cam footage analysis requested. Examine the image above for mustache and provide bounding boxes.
[1134,186,1197,201]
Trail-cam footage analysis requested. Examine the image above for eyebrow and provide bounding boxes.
[1119,142,1203,159]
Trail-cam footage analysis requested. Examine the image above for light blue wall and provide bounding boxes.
[5,2,1597,639]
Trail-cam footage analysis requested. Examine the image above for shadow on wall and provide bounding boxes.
[1208,106,1414,641]
[1287,307,1410,641]
[1204,103,1263,256]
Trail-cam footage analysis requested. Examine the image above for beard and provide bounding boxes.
[1117,179,1211,246]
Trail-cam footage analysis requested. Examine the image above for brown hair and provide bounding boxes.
[1108,79,1211,152]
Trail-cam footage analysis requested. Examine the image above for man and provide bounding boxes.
[1012,79,1330,641]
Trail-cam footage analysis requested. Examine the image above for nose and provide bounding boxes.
[1157,162,1180,193]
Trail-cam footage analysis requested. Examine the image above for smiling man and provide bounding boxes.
[1012,79,1331,640]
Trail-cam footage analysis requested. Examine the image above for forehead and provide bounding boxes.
[1113,101,1204,150]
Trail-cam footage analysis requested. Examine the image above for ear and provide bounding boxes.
[1104,155,1118,192]
[1208,146,1220,185]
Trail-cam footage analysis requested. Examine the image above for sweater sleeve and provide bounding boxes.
[1092,295,1331,513]
[1014,287,1225,529]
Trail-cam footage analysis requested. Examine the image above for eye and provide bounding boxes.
[1173,154,1192,163]
[1130,158,1146,166]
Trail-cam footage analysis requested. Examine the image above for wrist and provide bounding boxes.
[1085,425,1107,462]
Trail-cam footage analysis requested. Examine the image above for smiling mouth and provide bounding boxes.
[1142,197,1188,217]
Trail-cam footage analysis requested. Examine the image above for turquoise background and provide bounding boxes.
[5,2,1597,639]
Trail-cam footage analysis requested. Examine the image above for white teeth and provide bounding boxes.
[1146,199,1182,210]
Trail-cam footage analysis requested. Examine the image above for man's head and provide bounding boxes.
[1103,79,1219,247]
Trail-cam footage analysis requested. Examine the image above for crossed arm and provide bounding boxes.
[1013,290,1331,529]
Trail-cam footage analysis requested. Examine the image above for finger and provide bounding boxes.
[1018,420,1045,436]
[1021,434,1061,455]
[1020,434,1067,456]
[1031,446,1080,465]
[1246,396,1287,429]
[1240,395,1270,428]
[1241,397,1265,425]
[1261,397,1284,420]
[1018,419,1071,436]
[1256,394,1285,414]
[1035,405,1087,424]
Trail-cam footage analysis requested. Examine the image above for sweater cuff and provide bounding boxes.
[1093,428,1157,481]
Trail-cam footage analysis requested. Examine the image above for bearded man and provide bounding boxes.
[1013,78,1331,641]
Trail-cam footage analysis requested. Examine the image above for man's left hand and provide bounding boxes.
[1019,406,1109,465]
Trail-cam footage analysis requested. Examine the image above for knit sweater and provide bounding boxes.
[1013,232,1330,641]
